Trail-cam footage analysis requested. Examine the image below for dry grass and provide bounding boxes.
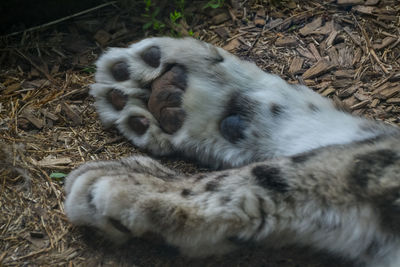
[1,0,399,266]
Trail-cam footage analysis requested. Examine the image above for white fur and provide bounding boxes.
[65,37,400,267]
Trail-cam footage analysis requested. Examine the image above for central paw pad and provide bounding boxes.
[148,65,187,134]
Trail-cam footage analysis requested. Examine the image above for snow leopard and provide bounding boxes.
[64,37,400,267]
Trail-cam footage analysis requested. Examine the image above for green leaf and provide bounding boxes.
[50,172,67,179]
[143,21,153,30]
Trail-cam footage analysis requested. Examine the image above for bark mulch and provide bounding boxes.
[1,0,399,266]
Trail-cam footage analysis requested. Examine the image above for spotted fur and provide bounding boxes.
[65,38,400,267]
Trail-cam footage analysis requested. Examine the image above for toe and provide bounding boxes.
[110,61,130,81]
[127,116,150,135]
[106,89,128,111]
[140,46,161,68]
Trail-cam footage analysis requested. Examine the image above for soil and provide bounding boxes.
[1,0,399,266]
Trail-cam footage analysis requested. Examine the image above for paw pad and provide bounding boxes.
[141,46,161,68]
[107,89,128,111]
[110,61,130,81]
[127,116,150,135]
[148,65,187,134]
[220,115,246,144]
[159,107,186,134]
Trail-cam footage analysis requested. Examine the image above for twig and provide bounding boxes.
[15,49,56,83]
[247,9,320,56]
[2,1,116,38]
[352,14,389,74]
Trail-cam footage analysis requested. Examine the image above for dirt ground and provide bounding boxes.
[1,0,399,266]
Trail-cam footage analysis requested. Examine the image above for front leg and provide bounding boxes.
[65,156,267,256]
[65,139,400,265]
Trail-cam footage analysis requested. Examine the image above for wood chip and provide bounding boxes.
[376,85,400,99]
[299,17,322,36]
[94,30,111,46]
[373,37,397,50]
[212,13,230,24]
[289,57,304,75]
[334,69,355,78]
[338,85,358,98]
[254,10,266,27]
[337,0,364,5]
[337,46,353,67]
[308,43,321,61]
[275,36,297,47]
[332,79,353,88]
[32,156,72,167]
[351,100,370,110]
[20,109,44,129]
[327,47,339,65]
[254,18,266,27]
[321,87,336,97]
[352,5,375,15]
[324,30,339,47]
[387,98,400,104]
[302,60,335,79]
[365,0,380,5]
[40,109,59,121]
[214,27,230,39]
[61,103,82,126]
[343,27,362,46]
[223,39,240,52]
[370,98,380,107]
[296,47,316,61]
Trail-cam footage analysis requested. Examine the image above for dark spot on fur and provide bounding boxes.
[252,165,288,193]
[224,92,256,119]
[366,239,381,256]
[220,196,231,204]
[181,189,192,197]
[205,47,224,63]
[140,46,161,68]
[228,236,257,247]
[127,116,150,135]
[308,103,319,112]
[110,61,130,81]
[351,149,398,187]
[216,174,228,180]
[270,103,283,116]
[195,174,207,181]
[256,197,267,233]
[379,196,400,232]
[205,181,219,192]
[108,217,131,233]
[252,130,260,138]
[86,189,96,211]
[106,89,128,111]
[291,150,317,164]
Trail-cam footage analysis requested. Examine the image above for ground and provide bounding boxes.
[0,0,399,266]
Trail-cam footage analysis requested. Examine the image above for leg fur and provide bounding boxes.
[65,134,400,266]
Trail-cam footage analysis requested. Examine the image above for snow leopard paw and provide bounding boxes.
[91,37,274,168]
